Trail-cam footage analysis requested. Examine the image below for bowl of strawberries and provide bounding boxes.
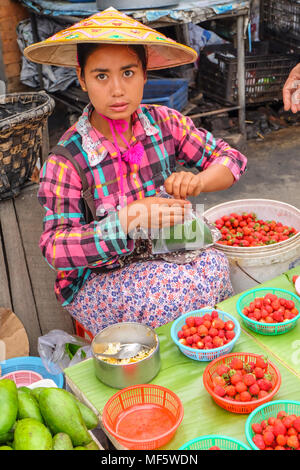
[170,308,241,362]
[245,400,300,450]
[202,352,281,414]
[236,287,300,335]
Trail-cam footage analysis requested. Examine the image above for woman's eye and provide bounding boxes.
[97,73,107,81]
[123,70,134,78]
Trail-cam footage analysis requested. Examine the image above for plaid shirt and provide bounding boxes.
[38,103,247,305]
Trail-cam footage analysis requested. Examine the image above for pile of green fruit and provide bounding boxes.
[0,379,100,450]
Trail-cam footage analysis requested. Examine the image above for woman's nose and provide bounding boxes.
[110,76,124,96]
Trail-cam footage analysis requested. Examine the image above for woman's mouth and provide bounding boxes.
[110,102,129,112]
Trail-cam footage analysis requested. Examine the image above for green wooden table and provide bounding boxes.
[65,266,300,450]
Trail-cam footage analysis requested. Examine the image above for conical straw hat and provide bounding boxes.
[24,7,197,70]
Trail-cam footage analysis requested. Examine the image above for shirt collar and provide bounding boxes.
[76,103,159,167]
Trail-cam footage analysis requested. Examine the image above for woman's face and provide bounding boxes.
[77,44,146,121]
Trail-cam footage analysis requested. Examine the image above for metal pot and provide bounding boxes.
[91,322,160,389]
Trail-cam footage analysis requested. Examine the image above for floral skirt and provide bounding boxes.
[65,248,233,336]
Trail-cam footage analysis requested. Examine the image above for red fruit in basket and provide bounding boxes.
[253,367,265,379]
[211,310,219,319]
[208,327,219,338]
[263,431,275,446]
[230,372,243,385]
[230,358,244,370]
[203,335,213,344]
[240,391,252,402]
[183,328,191,338]
[209,445,221,450]
[214,385,226,397]
[225,330,235,341]
[287,427,298,437]
[252,422,263,434]
[189,327,197,335]
[179,338,187,346]
[195,317,204,327]
[186,336,194,345]
[256,356,268,369]
[235,381,247,393]
[225,385,236,397]
[197,325,208,337]
[253,434,266,450]
[203,320,212,329]
[276,434,287,446]
[258,390,269,399]
[282,415,295,429]
[257,379,272,391]
[192,334,201,344]
[212,318,225,330]
[218,329,225,339]
[249,383,260,396]
[287,435,300,449]
[186,316,195,328]
[277,410,287,419]
[243,373,256,386]
[216,364,230,376]
[273,420,287,437]
[196,341,204,349]
[293,417,300,433]
[273,311,284,323]
[224,320,235,331]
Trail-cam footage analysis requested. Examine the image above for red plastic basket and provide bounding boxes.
[1,370,43,387]
[75,320,94,341]
[102,384,184,450]
[203,352,281,414]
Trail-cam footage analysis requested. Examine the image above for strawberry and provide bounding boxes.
[225,385,236,397]
[209,446,220,450]
[273,420,287,437]
[208,327,219,338]
[230,358,244,370]
[253,367,265,379]
[240,391,251,402]
[230,371,243,385]
[211,310,219,319]
[256,356,268,369]
[252,422,263,434]
[185,316,195,328]
[277,411,287,419]
[197,325,208,337]
[195,317,204,327]
[224,320,235,331]
[257,378,273,391]
[253,434,266,450]
[276,434,287,446]
[243,373,256,386]
[293,417,300,433]
[258,390,269,399]
[249,383,260,396]
[225,330,235,341]
[235,381,247,393]
[212,318,225,330]
[213,385,226,397]
[282,415,295,429]
[287,435,299,449]
[263,431,275,446]
[274,445,286,450]
[215,364,230,376]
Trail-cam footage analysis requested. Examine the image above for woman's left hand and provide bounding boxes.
[164,171,203,199]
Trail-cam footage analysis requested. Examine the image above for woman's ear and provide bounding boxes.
[76,66,87,92]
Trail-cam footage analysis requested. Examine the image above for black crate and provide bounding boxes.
[197,41,299,106]
[260,0,300,51]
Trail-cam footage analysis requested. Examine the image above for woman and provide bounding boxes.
[283,62,300,114]
[25,8,247,335]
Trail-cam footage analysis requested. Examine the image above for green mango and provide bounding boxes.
[85,440,100,450]
[0,445,13,450]
[17,390,44,423]
[52,433,73,450]
[13,418,52,450]
[0,379,18,435]
[74,446,86,450]
[30,387,49,402]
[39,388,92,447]
[71,396,98,430]
[18,386,31,393]
[0,431,14,444]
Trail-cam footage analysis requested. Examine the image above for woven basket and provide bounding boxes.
[0,91,55,200]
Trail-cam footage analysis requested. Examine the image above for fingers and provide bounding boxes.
[164,172,201,199]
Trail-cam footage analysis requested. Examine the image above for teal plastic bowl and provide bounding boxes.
[245,400,300,450]
[236,287,300,335]
[179,435,251,450]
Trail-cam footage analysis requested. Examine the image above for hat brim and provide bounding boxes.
[24,40,197,70]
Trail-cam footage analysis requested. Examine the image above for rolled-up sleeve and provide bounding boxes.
[38,154,134,271]
[166,108,247,181]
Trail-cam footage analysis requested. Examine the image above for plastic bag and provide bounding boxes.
[38,329,93,375]
[151,187,221,255]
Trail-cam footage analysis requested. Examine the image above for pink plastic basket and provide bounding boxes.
[1,370,43,387]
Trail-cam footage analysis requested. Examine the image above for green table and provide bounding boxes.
[64,266,300,450]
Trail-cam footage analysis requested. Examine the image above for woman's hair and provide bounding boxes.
[77,43,147,77]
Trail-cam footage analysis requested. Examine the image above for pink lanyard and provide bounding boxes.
[95,113,144,207]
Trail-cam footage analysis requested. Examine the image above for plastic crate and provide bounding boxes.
[260,0,300,51]
[142,79,189,112]
[198,41,300,105]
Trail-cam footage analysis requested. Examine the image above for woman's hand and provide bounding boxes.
[164,171,203,199]
[283,63,300,114]
[118,196,191,234]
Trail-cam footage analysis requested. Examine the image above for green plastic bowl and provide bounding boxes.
[179,435,251,450]
[245,400,300,450]
[236,287,300,335]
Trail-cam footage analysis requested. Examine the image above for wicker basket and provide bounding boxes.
[0,91,55,200]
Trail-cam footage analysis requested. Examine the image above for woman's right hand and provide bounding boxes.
[118,196,192,234]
